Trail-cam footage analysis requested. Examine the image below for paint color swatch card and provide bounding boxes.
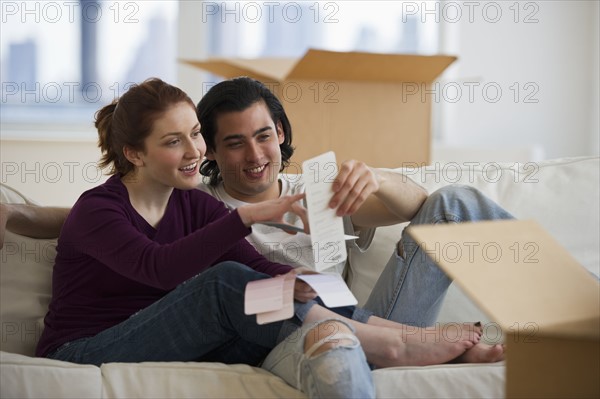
[297,273,357,308]
[244,274,295,325]
[244,275,284,315]
[302,151,348,272]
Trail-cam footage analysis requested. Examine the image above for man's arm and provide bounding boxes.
[329,160,428,229]
[0,203,70,248]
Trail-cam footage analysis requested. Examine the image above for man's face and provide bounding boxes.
[206,100,285,203]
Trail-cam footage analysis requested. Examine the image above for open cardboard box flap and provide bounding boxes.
[181,49,458,167]
[407,219,599,398]
[182,49,456,83]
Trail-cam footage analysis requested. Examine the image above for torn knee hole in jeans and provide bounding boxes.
[303,322,358,358]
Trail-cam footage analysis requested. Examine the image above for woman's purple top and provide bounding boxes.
[36,175,292,357]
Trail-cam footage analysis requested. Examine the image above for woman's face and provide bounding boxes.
[132,102,206,191]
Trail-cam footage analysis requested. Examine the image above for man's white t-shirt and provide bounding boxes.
[198,174,376,275]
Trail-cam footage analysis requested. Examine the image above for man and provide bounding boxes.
[196,77,513,326]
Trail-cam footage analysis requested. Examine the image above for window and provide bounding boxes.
[201,1,440,58]
[1,0,177,137]
[2,1,441,137]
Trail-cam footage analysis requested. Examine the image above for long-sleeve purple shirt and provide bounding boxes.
[36,175,293,357]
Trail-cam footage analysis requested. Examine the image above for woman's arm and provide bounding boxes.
[202,193,309,277]
[65,190,302,290]
[237,193,308,230]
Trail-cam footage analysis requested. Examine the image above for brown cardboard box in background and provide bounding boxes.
[408,220,600,399]
[183,49,456,168]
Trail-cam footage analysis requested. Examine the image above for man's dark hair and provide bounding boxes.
[197,77,294,186]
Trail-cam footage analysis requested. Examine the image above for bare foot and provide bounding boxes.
[304,307,489,369]
[366,324,482,368]
[398,321,482,337]
[367,316,483,340]
[452,343,505,363]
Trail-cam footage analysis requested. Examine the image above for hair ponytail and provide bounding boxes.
[95,101,119,174]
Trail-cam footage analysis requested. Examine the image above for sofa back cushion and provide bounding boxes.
[1,184,56,356]
[348,157,600,311]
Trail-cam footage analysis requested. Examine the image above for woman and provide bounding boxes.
[35,78,374,398]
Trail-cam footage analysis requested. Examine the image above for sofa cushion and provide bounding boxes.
[0,184,38,206]
[1,184,56,356]
[101,361,305,398]
[372,362,505,398]
[0,351,102,398]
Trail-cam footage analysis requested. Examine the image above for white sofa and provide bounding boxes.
[1,156,599,398]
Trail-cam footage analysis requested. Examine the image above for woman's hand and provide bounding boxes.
[288,267,318,303]
[237,193,309,234]
[293,277,318,303]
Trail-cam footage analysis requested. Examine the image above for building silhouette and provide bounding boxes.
[6,40,37,90]
[124,15,175,84]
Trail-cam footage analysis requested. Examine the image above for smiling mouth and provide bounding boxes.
[245,164,267,174]
[179,162,198,172]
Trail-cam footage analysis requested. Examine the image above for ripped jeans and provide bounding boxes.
[364,185,514,326]
[47,262,374,398]
[263,319,375,399]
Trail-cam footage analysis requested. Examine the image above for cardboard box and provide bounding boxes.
[407,220,600,398]
[183,49,456,168]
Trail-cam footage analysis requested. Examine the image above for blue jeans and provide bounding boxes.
[263,319,375,399]
[47,262,373,398]
[364,185,514,326]
[47,262,306,365]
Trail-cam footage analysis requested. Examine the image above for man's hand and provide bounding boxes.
[328,159,428,229]
[329,160,380,216]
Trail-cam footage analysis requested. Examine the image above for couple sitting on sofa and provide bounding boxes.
[0,77,510,398]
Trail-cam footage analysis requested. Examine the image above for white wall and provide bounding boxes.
[177,1,210,106]
[591,0,600,155]
[438,0,599,159]
[1,139,107,207]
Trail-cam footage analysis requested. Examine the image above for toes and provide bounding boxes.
[481,344,505,363]
[462,321,483,334]
[492,344,506,362]
[451,343,505,364]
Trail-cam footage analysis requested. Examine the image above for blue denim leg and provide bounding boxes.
[313,297,374,323]
[47,262,315,366]
[262,319,375,399]
[364,185,514,326]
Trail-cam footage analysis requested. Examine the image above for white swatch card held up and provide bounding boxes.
[302,151,347,272]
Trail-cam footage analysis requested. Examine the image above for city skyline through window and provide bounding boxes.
[1,1,438,134]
